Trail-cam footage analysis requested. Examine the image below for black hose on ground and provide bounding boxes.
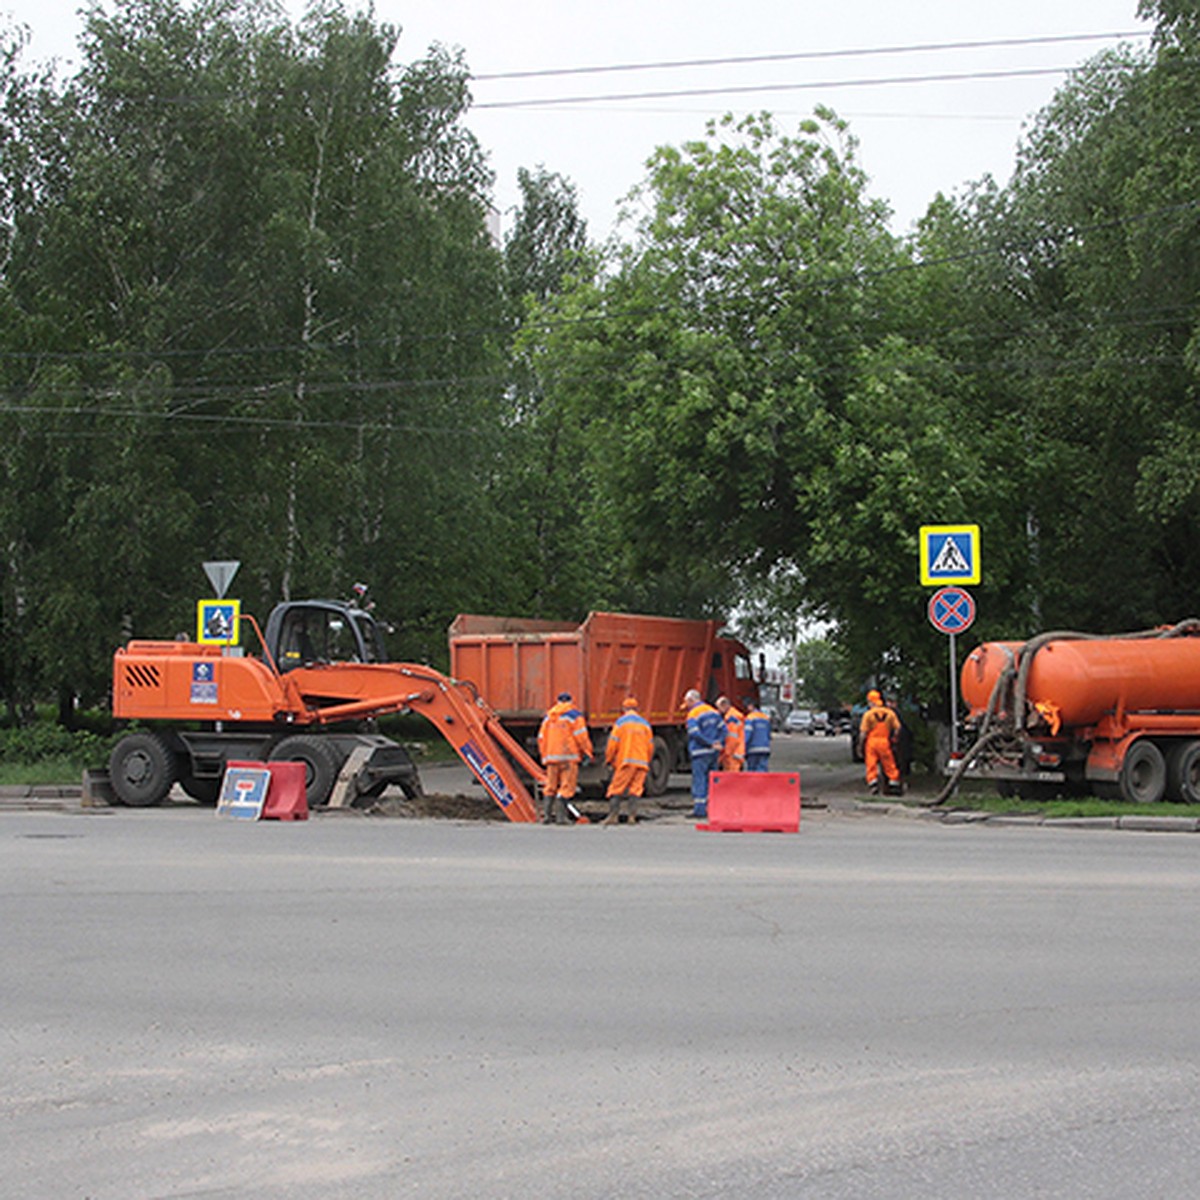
[930,727,1010,807]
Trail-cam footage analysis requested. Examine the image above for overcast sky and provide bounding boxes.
[2,1,1154,237]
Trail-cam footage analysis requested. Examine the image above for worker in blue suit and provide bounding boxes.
[682,687,725,819]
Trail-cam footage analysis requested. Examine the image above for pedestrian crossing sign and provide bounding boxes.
[919,524,980,586]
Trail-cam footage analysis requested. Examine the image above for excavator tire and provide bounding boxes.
[269,735,340,807]
[110,731,178,807]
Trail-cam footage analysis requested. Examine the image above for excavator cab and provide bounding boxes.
[265,600,388,671]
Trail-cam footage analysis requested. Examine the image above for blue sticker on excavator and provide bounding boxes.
[460,740,513,808]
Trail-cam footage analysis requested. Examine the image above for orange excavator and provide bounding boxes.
[109,597,544,820]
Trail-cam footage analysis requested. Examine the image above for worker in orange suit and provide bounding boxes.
[715,695,745,772]
[538,691,594,823]
[860,688,902,795]
[602,697,654,825]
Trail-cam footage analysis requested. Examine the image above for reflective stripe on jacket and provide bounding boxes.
[686,702,725,757]
[743,708,772,754]
[605,711,654,770]
[721,707,745,762]
[539,701,594,763]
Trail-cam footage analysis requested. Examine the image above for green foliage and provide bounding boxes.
[2,0,1200,747]
[0,719,111,767]
[789,637,854,710]
[0,0,515,705]
[504,165,588,309]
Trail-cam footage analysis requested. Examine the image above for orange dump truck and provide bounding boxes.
[449,611,760,795]
[957,619,1200,803]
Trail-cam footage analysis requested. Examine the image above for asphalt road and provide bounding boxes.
[5,759,1200,1199]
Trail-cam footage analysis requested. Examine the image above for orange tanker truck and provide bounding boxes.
[449,611,760,796]
[954,619,1200,803]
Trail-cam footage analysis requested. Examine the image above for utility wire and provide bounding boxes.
[0,342,1191,440]
[473,31,1150,82]
[474,63,1140,110]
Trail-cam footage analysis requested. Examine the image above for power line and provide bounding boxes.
[473,31,1150,83]
[473,64,1137,111]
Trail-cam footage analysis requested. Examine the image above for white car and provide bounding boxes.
[785,709,814,734]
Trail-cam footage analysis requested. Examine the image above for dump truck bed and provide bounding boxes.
[449,611,723,727]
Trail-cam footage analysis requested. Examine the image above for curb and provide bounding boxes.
[0,785,84,811]
[869,802,1200,834]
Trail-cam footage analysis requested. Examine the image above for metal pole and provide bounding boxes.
[949,631,959,755]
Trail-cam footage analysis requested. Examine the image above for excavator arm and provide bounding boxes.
[283,661,545,822]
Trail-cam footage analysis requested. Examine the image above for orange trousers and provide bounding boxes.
[864,737,899,785]
[606,763,648,798]
[545,760,580,798]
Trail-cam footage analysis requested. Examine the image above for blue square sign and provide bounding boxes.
[216,766,270,820]
[919,524,980,586]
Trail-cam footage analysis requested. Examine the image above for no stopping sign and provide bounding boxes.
[928,586,976,634]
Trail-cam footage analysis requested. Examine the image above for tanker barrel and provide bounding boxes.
[964,630,1200,730]
[961,641,1024,721]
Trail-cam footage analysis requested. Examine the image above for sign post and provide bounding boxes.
[927,586,976,755]
[920,526,981,760]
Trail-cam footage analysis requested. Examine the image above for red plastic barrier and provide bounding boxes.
[226,759,309,822]
[698,771,801,833]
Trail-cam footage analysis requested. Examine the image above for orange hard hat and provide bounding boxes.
[867,689,882,704]
[623,696,639,709]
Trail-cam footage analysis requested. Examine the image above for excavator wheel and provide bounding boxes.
[109,731,178,807]
[268,735,339,807]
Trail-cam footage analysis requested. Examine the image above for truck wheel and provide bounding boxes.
[110,732,178,807]
[1118,740,1166,804]
[646,736,672,797]
[269,735,339,807]
[1167,740,1200,804]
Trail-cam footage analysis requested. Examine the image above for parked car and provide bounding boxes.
[785,708,814,734]
[811,711,830,735]
[760,704,782,732]
[828,710,853,736]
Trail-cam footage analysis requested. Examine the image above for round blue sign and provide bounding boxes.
[928,586,976,634]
